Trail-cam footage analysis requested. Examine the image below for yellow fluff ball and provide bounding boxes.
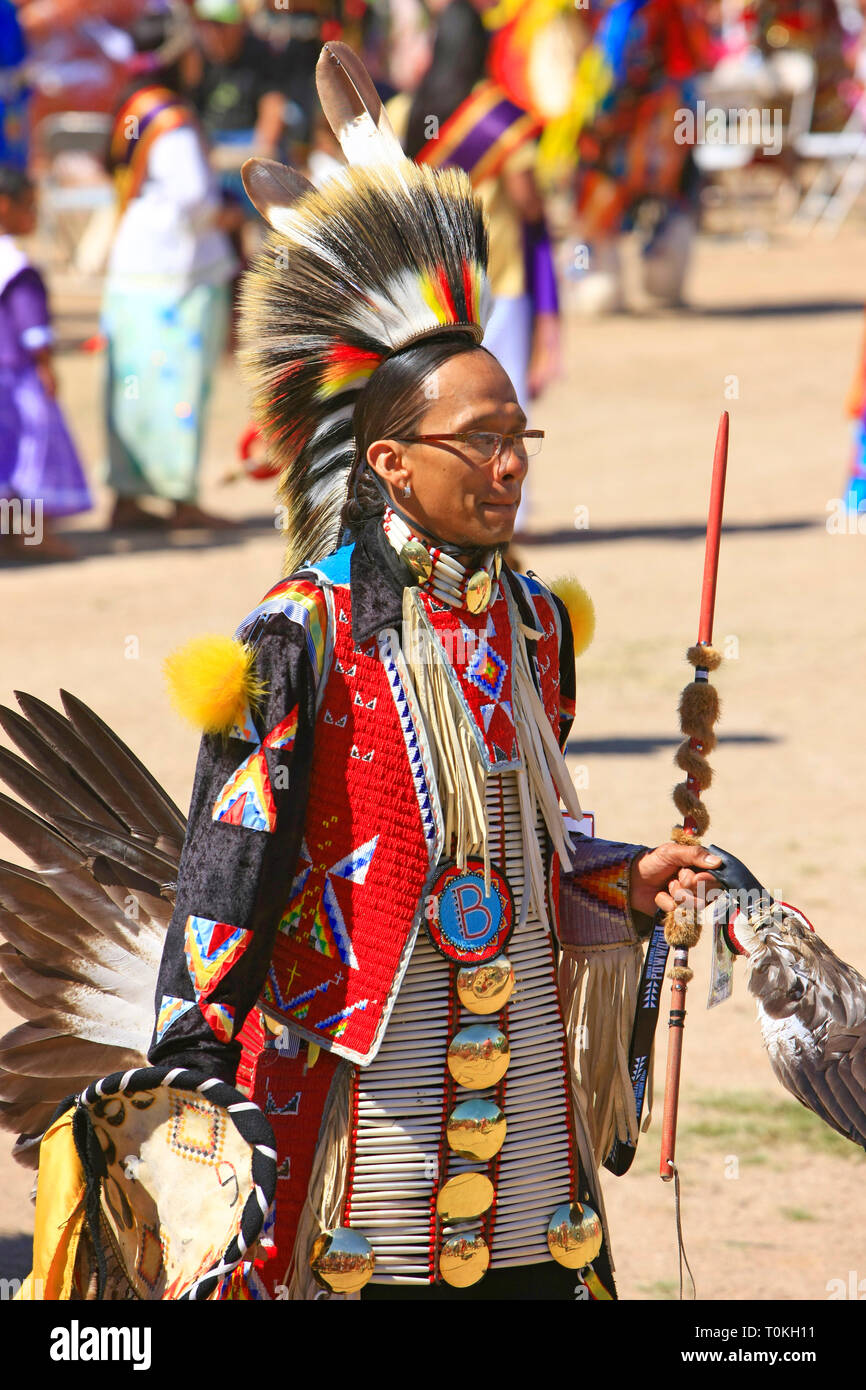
[551,577,595,658]
[163,634,266,734]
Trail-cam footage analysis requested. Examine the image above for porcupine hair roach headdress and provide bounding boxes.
[238,42,492,575]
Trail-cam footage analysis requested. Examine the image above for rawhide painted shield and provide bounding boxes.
[425,858,514,963]
[76,1066,276,1300]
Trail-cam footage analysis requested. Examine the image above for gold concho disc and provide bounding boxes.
[446,1098,507,1161]
[456,955,515,1014]
[466,569,492,613]
[439,1233,490,1288]
[309,1227,375,1294]
[546,1202,603,1270]
[436,1171,495,1223]
[446,1022,510,1089]
[400,538,433,583]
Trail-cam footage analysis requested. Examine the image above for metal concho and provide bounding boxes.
[546,1202,603,1270]
[456,955,515,1015]
[447,1022,510,1089]
[446,1098,507,1161]
[309,1227,375,1293]
[439,1233,490,1288]
[425,858,513,964]
[436,1171,495,1222]
[466,569,493,614]
[400,538,433,582]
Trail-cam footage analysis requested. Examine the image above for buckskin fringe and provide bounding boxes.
[559,939,645,1167]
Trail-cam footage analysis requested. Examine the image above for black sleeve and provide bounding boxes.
[148,613,318,1082]
[550,590,576,751]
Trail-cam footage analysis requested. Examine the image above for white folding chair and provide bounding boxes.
[34,111,115,278]
[793,99,866,234]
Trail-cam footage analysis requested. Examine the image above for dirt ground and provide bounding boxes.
[1,220,865,1301]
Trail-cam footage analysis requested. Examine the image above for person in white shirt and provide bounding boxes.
[102,4,240,530]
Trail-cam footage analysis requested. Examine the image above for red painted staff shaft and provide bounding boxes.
[698,411,729,650]
[660,411,729,1181]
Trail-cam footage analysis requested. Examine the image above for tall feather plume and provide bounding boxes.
[239,161,490,574]
[237,42,490,574]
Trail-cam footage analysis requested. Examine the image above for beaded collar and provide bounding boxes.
[381,507,502,613]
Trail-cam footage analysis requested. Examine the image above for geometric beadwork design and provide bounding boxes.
[511,573,564,740]
[155,993,196,1044]
[229,701,260,745]
[417,590,519,769]
[264,704,299,752]
[213,747,277,832]
[200,999,236,1044]
[578,862,629,911]
[167,1092,227,1165]
[135,1223,164,1290]
[276,841,313,940]
[184,915,252,1002]
[261,572,438,1066]
[278,836,377,969]
[558,837,643,951]
[236,577,328,683]
[379,633,439,852]
[317,998,369,1039]
[467,640,506,699]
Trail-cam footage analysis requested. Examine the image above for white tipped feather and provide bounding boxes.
[241,158,316,232]
[316,42,405,169]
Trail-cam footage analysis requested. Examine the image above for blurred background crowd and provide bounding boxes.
[3,0,866,558]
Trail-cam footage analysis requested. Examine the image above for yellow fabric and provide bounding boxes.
[15,1109,87,1301]
[583,1265,614,1301]
[386,91,534,298]
[479,142,535,297]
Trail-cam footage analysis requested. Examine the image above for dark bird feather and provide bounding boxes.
[14,693,156,836]
[0,693,184,1164]
[60,690,186,846]
[0,703,124,831]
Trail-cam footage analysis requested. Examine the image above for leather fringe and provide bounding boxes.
[558,939,646,1168]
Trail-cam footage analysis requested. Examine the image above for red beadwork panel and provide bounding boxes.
[263,587,437,1064]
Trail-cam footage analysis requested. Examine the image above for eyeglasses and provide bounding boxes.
[391,431,545,465]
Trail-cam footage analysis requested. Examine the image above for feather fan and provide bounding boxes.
[0,693,185,1166]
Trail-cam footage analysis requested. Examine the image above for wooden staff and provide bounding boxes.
[659,411,729,1181]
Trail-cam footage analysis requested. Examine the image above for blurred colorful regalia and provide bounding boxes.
[481,0,712,309]
[109,83,199,211]
[844,308,866,515]
[754,0,853,133]
[416,79,544,187]
[574,1,710,231]
[0,0,29,168]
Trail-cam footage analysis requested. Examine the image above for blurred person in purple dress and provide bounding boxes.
[0,165,91,560]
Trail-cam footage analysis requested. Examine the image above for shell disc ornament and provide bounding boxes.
[425,858,514,964]
[309,1227,375,1294]
[546,1202,603,1270]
